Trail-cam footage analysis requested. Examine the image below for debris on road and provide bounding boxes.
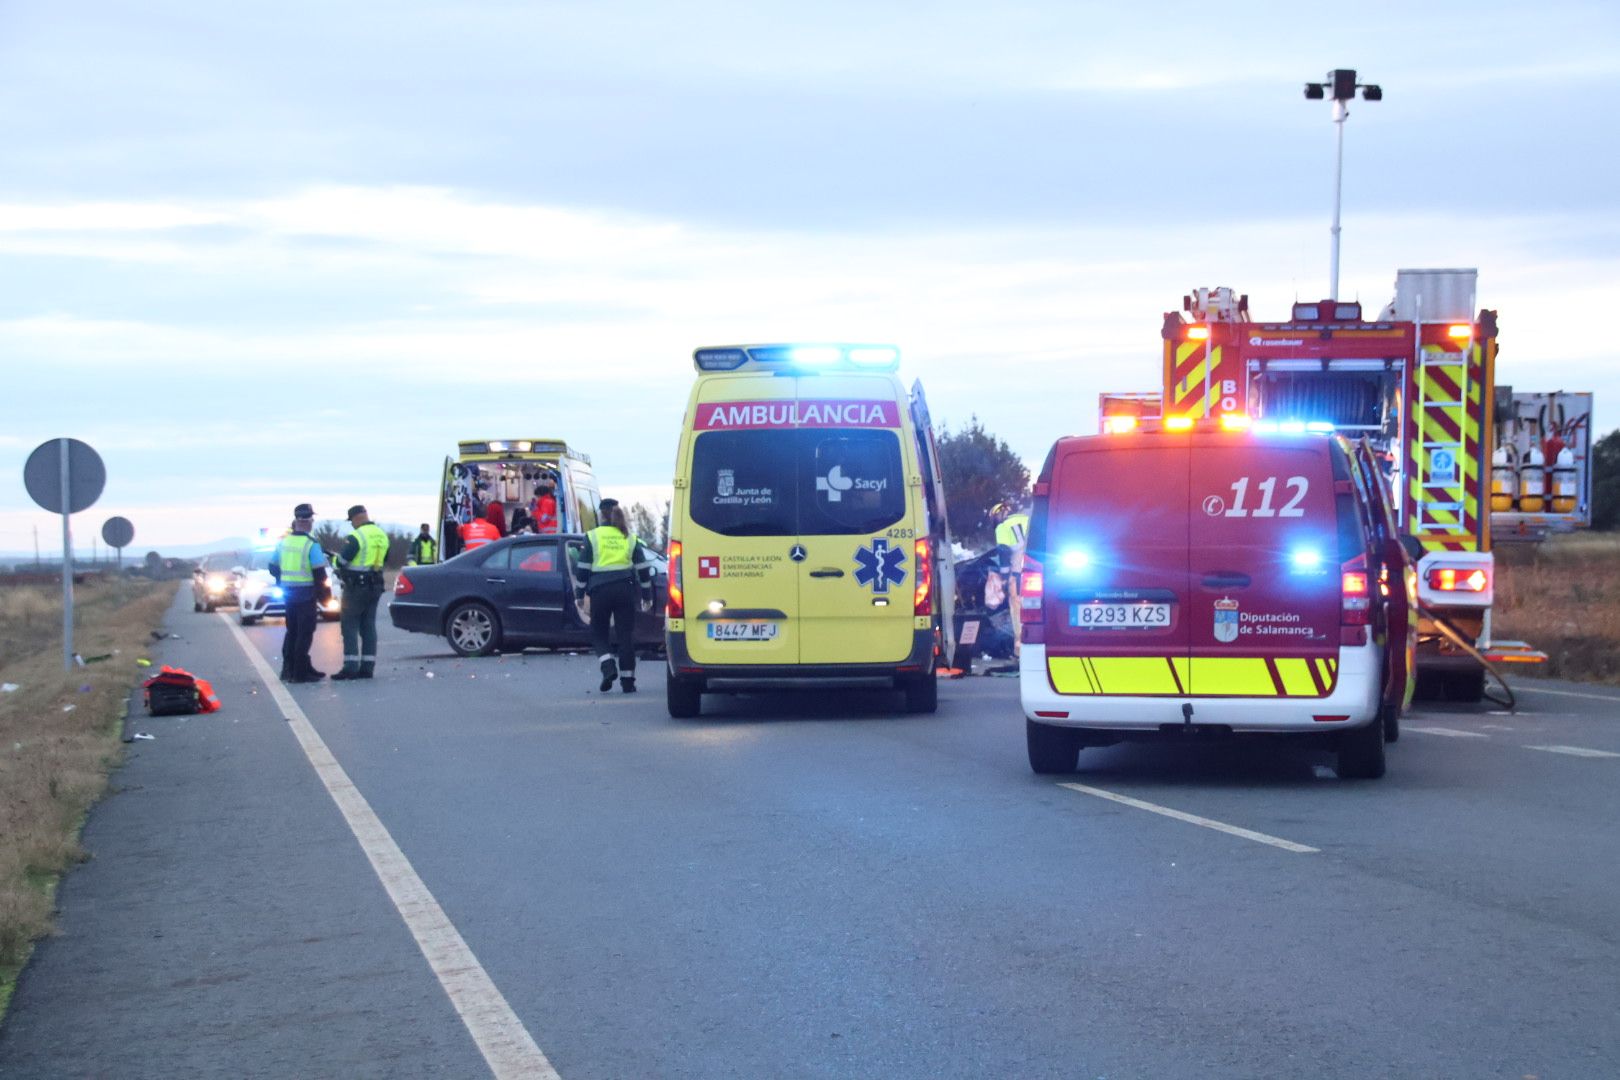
[130,732,155,741]
[1,683,19,693]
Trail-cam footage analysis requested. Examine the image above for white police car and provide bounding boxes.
[237,547,343,625]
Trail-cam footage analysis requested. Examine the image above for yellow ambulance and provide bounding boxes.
[664,344,955,717]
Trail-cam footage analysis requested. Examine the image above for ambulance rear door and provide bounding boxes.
[796,376,917,666]
[437,456,455,559]
[680,380,802,666]
[1041,437,1191,697]
[1186,434,1342,697]
[909,380,957,668]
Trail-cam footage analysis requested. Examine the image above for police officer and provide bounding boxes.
[269,504,331,683]
[408,523,436,565]
[331,505,389,680]
[573,498,655,693]
[992,501,1030,555]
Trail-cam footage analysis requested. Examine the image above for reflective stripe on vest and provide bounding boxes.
[995,514,1029,548]
[353,522,389,570]
[588,526,635,570]
[413,537,436,562]
[278,534,316,585]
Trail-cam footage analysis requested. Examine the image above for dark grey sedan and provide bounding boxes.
[389,533,665,657]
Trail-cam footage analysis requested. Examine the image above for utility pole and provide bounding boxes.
[1304,69,1382,300]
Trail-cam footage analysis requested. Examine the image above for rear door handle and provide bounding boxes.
[485,577,507,584]
[809,568,845,578]
[1202,572,1251,588]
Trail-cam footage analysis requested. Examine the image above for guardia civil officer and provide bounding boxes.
[408,523,436,565]
[269,504,331,683]
[331,505,389,680]
[573,499,655,693]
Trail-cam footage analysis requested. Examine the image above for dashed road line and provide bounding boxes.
[1057,783,1319,853]
[1525,745,1620,759]
[1512,685,1620,705]
[1405,726,1489,738]
[222,615,559,1080]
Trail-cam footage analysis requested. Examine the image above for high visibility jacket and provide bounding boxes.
[576,526,653,593]
[995,514,1029,549]
[351,522,389,570]
[460,518,501,550]
[410,535,437,564]
[534,493,559,533]
[274,534,317,586]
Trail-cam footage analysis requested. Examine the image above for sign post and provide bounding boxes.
[102,516,136,571]
[23,438,107,670]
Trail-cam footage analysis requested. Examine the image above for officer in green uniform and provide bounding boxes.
[269,504,331,683]
[408,523,436,565]
[572,498,655,693]
[331,504,390,680]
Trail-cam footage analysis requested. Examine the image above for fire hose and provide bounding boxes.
[1415,603,1516,711]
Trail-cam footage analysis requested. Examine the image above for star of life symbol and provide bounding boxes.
[816,464,855,502]
[853,537,906,594]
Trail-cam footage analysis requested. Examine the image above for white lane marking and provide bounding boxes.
[222,615,558,1080]
[1405,725,1490,739]
[1513,685,1620,704]
[1057,783,1319,854]
[1525,745,1620,759]
[1482,724,1515,731]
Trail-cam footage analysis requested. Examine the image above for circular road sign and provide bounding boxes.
[23,438,106,515]
[102,516,135,549]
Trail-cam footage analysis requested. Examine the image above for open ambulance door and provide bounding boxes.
[1355,438,1416,731]
[437,456,457,561]
[909,380,959,671]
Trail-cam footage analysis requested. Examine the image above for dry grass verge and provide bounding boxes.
[0,576,172,1013]
[1494,532,1620,685]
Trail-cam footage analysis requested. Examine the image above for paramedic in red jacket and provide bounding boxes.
[459,516,500,550]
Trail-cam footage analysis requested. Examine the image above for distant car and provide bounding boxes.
[389,533,665,657]
[191,554,244,612]
[238,547,344,625]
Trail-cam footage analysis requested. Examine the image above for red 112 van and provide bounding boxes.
[1019,418,1414,779]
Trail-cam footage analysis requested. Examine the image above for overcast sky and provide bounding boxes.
[3,1,1617,553]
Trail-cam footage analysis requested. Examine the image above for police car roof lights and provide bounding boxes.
[692,343,901,373]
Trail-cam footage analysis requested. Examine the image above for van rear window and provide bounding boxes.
[690,429,906,537]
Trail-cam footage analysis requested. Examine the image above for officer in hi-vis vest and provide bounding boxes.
[269,504,331,683]
[408,523,436,565]
[993,502,1031,652]
[573,498,656,693]
[331,504,390,680]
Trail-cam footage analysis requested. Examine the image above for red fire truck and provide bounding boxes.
[1157,268,1544,701]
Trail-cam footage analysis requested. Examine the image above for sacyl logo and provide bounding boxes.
[817,465,855,502]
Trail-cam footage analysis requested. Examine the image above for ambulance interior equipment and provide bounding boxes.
[437,440,600,561]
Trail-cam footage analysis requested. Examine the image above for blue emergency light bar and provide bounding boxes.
[693,343,901,373]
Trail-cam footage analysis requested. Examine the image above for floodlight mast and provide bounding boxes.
[1303,68,1382,300]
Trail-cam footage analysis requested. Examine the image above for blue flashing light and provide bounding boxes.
[1279,420,1307,434]
[1290,547,1325,571]
[268,586,284,598]
[1059,549,1092,572]
[1305,421,1335,433]
[1252,420,1279,434]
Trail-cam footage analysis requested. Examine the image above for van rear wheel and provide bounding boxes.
[901,674,937,714]
[1027,719,1081,774]
[1335,718,1387,779]
[667,673,703,719]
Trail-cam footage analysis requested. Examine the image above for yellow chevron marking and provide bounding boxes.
[1089,656,1183,695]
[1047,657,1097,695]
[1274,658,1319,697]
[1189,657,1276,696]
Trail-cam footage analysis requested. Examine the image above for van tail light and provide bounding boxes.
[1427,566,1489,593]
[667,540,685,619]
[1019,556,1045,644]
[1341,553,1370,631]
[394,570,414,596]
[912,538,934,616]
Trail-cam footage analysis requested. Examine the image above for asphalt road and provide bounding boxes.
[3,587,1618,1079]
